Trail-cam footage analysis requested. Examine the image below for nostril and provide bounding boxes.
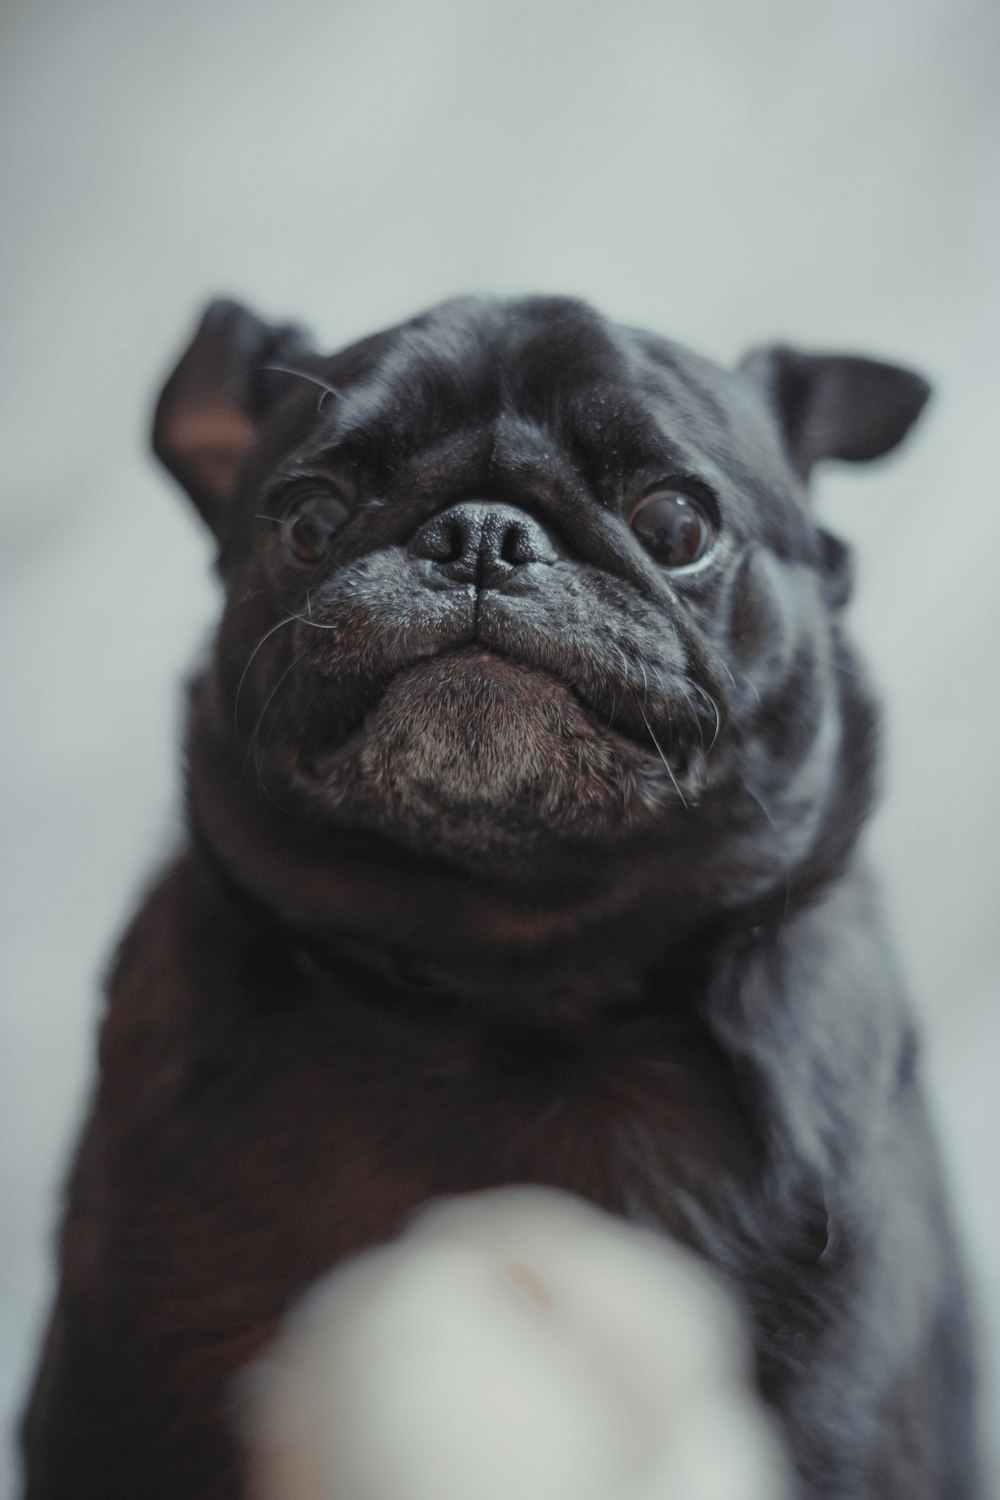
[445,519,467,564]
[411,514,473,566]
[500,523,530,566]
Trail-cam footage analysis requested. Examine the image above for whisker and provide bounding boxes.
[233,615,298,736]
[255,683,301,791]
[686,679,721,753]
[606,641,633,725]
[719,658,760,705]
[638,702,688,810]
[243,649,309,785]
[262,363,343,412]
[675,682,706,755]
[285,611,337,631]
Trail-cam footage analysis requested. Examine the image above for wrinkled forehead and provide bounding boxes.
[284,297,808,541]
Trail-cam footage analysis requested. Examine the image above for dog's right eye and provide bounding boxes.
[281,490,351,565]
[629,489,716,569]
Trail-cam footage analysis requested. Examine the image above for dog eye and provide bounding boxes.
[629,490,716,568]
[281,489,351,565]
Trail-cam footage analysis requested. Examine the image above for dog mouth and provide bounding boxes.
[264,607,717,853]
[289,644,647,784]
[254,566,719,828]
[250,559,718,805]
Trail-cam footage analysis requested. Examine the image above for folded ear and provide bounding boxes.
[739,345,931,481]
[152,299,316,535]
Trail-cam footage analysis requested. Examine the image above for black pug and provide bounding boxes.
[21,295,983,1498]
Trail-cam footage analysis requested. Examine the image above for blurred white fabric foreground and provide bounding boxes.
[244,1189,788,1500]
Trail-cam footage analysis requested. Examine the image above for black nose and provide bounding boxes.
[409,502,559,588]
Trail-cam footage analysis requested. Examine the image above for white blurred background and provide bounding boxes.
[1,0,998,1487]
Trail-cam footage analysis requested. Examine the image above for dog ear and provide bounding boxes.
[739,345,931,480]
[152,299,316,535]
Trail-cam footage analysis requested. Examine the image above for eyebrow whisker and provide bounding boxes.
[262,363,343,411]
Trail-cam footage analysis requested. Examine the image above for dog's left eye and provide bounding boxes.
[281,490,351,565]
[629,490,716,568]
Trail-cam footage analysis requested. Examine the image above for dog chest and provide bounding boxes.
[88,870,762,1377]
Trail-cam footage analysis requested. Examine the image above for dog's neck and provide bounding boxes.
[185,704,796,1014]
[184,633,881,1011]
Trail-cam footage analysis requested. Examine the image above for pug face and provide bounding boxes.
[155,295,927,944]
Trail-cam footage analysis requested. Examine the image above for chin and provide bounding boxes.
[288,652,668,864]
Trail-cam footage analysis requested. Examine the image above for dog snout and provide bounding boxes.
[408,502,559,589]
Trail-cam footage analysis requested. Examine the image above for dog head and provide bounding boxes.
[153,296,927,989]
